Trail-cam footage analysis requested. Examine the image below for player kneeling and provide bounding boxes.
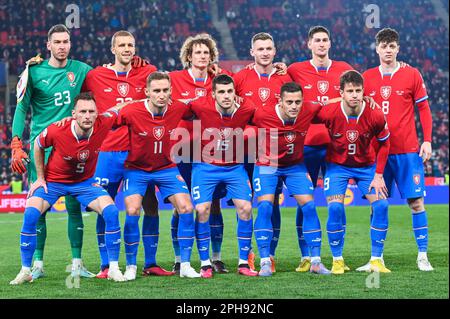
[10,93,127,284]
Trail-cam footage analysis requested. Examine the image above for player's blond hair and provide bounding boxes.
[111,30,135,48]
[179,33,219,69]
[251,32,275,48]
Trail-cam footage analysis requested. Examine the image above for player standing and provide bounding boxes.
[10,24,94,279]
[316,71,391,273]
[10,93,127,284]
[169,33,233,274]
[83,31,172,278]
[233,32,292,272]
[187,74,258,277]
[287,26,353,272]
[252,82,330,276]
[360,28,433,271]
[116,72,199,280]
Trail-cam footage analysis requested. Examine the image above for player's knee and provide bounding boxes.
[177,201,194,214]
[408,197,425,213]
[126,205,141,216]
[237,202,252,220]
[195,205,210,222]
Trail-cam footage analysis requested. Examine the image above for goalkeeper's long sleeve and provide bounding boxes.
[12,102,29,140]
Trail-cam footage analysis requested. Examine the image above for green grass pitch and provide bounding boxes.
[0,204,448,299]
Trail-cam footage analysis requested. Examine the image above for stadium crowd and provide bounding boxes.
[0,0,448,186]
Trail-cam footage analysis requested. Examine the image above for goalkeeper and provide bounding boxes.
[11,24,94,279]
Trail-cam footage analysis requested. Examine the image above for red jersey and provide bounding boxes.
[37,111,118,183]
[169,68,234,156]
[233,66,292,109]
[116,99,189,172]
[363,64,428,154]
[233,66,293,159]
[189,96,256,166]
[288,60,353,146]
[252,101,323,167]
[83,64,157,152]
[316,102,390,167]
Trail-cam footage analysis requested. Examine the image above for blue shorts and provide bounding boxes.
[94,151,128,186]
[253,163,314,197]
[191,163,252,205]
[123,167,190,202]
[32,178,109,207]
[303,145,327,188]
[384,153,426,199]
[324,163,376,197]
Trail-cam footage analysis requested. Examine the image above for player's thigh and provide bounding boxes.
[253,165,280,199]
[389,153,426,199]
[354,165,377,196]
[303,145,327,188]
[94,151,127,189]
[28,182,65,211]
[383,157,396,197]
[122,169,151,198]
[224,165,252,203]
[167,193,193,214]
[283,163,315,197]
[191,163,221,206]
[154,167,190,205]
[323,163,350,198]
[70,179,111,212]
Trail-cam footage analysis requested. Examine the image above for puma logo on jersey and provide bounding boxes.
[104,88,113,92]
[245,91,253,96]
[304,84,312,89]
[63,156,73,161]
[181,91,189,96]
[41,79,49,85]
[369,91,376,96]
[333,133,343,138]
[139,131,148,136]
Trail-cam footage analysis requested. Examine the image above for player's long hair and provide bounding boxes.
[179,33,219,69]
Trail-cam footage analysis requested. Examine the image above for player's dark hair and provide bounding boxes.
[73,92,96,109]
[48,24,70,41]
[251,32,275,47]
[375,28,400,45]
[340,70,364,91]
[280,82,303,99]
[146,71,171,87]
[212,74,234,91]
[308,25,330,40]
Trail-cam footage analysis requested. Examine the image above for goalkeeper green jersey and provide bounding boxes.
[12,59,92,142]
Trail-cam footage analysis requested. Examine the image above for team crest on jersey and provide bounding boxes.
[317,81,329,94]
[78,150,90,162]
[219,127,232,139]
[258,88,270,102]
[153,126,165,140]
[413,174,421,185]
[380,86,392,100]
[284,131,296,143]
[117,83,130,97]
[346,130,359,143]
[195,88,207,97]
[67,72,76,87]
